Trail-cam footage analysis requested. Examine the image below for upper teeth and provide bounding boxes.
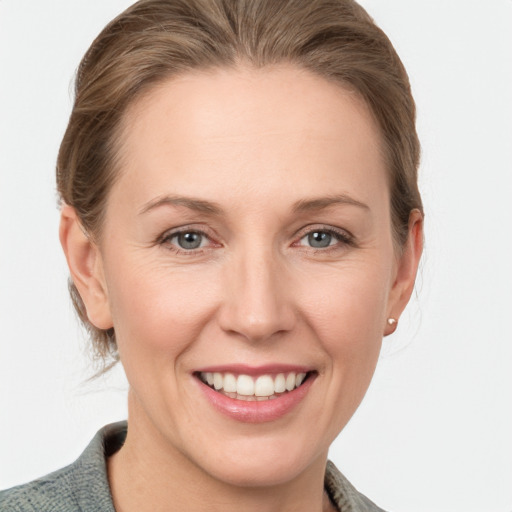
[200,371,307,397]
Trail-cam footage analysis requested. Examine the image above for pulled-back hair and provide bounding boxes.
[57,0,422,369]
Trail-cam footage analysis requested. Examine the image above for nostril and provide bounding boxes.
[219,315,295,344]
[217,264,296,341]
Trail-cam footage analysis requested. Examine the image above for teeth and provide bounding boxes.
[285,373,296,391]
[296,372,306,387]
[199,371,309,398]
[274,373,286,393]
[213,372,223,390]
[223,373,237,393]
[255,375,274,397]
[237,375,255,396]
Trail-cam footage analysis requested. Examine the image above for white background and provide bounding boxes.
[0,1,511,511]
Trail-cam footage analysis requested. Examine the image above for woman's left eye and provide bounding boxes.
[297,228,351,250]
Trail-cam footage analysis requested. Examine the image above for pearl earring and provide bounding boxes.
[387,318,397,326]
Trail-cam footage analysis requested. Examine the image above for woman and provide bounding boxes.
[0,0,423,511]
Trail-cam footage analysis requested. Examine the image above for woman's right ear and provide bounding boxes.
[59,205,113,330]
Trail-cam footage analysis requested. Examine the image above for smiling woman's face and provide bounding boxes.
[65,65,420,488]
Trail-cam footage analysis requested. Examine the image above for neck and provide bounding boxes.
[107,392,334,512]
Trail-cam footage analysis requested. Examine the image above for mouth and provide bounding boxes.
[195,369,315,402]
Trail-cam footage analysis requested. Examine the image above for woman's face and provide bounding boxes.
[79,66,419,486]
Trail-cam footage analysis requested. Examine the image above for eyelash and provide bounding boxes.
[159,226,217,256]
[294,226,355,253]
[158,225,355,255]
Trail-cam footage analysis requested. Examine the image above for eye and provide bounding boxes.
[296,227,354,250]
[164,230,210,251]
[303,231,336,248]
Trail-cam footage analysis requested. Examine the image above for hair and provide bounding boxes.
[57,0,423,370]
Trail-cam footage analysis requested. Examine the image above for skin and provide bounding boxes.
[60,65,423,512]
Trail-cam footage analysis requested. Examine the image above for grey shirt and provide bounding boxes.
[0,422,385,512]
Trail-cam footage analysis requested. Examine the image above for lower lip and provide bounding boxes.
[196,374,316,423]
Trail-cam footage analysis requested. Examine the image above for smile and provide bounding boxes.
[198,371,309,401]
[194,366,316,423]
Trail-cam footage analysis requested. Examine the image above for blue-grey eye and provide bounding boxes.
[175,232,204,249]
[307,231,334,248]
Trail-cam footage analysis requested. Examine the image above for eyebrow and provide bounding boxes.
[139,193,369,216]
[139,195,223,216]
[292,194,370,213]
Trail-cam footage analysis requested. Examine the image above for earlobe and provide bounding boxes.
[385,317,398,336]
[59,204,113,330]
[385,209,424,336]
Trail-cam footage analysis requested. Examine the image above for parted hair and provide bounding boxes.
[57,0,422,370]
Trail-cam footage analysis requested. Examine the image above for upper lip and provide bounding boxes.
[194,364,315,376]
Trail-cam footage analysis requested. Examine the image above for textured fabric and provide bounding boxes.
[0,423,125,512]
[324,461,386,512]
[0,421,385,512]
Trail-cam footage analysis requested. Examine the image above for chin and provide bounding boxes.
[176,423,331,489]
[199,447,320,488]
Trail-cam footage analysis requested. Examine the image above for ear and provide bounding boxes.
[384,209,424,336]
[59,204,113,330]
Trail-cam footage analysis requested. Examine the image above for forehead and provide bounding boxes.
[114,65,387,211]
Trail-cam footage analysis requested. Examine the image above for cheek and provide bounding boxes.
[310,267,389,436]
[300,261,389,373]
[105,257,221,361]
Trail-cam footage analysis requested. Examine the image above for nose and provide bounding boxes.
[217,246,296,343]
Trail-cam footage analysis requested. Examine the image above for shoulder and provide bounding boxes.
[0,463,81,512]
[325,460,387,512]
[0,422,126,512]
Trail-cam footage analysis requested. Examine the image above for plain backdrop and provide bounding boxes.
[0,1,511,511]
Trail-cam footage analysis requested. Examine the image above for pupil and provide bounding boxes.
[179,232,202,249]
[308,231,331,248]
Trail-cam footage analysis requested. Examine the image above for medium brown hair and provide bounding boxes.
[57,0,423,369]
